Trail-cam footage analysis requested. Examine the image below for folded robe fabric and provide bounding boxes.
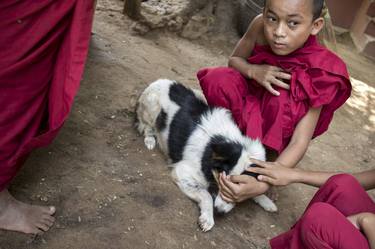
[0,0,95,190]
[198,35,352,153]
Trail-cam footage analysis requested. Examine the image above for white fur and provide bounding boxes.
[136,79,277,232]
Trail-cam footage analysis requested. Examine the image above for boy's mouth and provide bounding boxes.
[273,41,287,49]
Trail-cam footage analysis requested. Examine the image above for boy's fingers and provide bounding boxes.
[258,175,276,185]
[265,84,280,96]
[221,175,243,194]
[276,72,292,80]
[246,167,267,175]
[250,158,269,168]
[271,78,290,90]
[229,175,251,184]
[270,66,283,72]
[220,192,235,203]
[219,174,234,195]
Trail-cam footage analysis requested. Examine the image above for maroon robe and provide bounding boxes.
[0,0,94,190]
[198,36,352,153]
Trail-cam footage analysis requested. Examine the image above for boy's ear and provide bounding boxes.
[310,17,325,36]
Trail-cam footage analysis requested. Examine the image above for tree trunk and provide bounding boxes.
[123,0,141,20]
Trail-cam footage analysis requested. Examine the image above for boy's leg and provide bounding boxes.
[270,202,371,249]
[305,174,375,216]
[270,174,375,249]
[299,202,370,249]
[197,67,262,136]
[197,67,249,124]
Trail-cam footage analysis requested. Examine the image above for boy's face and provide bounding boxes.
[263,0,323,55]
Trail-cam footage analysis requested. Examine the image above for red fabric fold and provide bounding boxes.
[248,36,351,141]
[0,0,95,190]
[198,36,351,152]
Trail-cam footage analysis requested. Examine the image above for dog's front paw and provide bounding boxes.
[214,195,235,214]
[144,136,156,150]
[253,195,278,212]
[262,201,278,212]
[198,212,214,232]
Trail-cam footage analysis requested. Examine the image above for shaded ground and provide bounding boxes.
[1,0,374,248]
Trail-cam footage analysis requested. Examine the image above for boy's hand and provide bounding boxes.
[218,171,269,203]
[246,159,297,186]
[248,64,291,96]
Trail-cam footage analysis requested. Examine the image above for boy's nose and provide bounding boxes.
[274,23,287,38]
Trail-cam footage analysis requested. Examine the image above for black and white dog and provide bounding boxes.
[136,79,277,232]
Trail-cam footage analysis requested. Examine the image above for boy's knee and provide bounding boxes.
[300,202,337,231]
[197,67,244,90]
[326,173,361,192]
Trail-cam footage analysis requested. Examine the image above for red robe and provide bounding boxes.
[198,36,351,153]
[0,0,94,190]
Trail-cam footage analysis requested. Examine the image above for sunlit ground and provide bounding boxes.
[346,77,375,131]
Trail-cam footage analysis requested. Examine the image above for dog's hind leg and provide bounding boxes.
[143,126,156,150]
[252,194,278,212]
[136,92,161,150]
[171,163,214,232]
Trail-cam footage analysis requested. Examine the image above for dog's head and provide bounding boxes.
[205,136,266,182]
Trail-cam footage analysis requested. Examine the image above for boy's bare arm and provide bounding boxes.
[276,107,321,168]
[353,169,375,190]
[228,14,262,73]
[247,160,338,187]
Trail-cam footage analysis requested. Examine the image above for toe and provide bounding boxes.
[42,214,55,223]
[42,218,54,227]
[48,206,56,215]
[37,222,50,232]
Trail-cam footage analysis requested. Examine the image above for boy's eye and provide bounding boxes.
[267,16,276,22]
[288,21,299,27]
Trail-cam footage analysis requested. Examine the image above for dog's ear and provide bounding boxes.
[211,150,226,161]
[211,142,229,162]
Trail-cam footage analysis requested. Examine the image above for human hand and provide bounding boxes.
[347,212,375,230]
[218,171,270,203]
[246,159,298,186]
[248,64,291,96]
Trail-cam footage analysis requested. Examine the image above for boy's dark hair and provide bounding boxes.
[312,0,325,20]
[264,0,325,20]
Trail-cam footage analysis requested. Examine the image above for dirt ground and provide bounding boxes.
[1,0,374,248]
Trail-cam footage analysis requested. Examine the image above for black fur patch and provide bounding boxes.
[167,83,209,162]
[156,109,167,131]
[201,135,243,183]
[241,164,260,178]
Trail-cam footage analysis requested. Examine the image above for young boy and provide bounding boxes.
[197,0,351,202]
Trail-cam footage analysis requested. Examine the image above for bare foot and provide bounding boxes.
[0,189,56,234]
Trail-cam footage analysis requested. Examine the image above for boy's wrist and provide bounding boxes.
[292,168,303,184]
[247,64,256,79]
